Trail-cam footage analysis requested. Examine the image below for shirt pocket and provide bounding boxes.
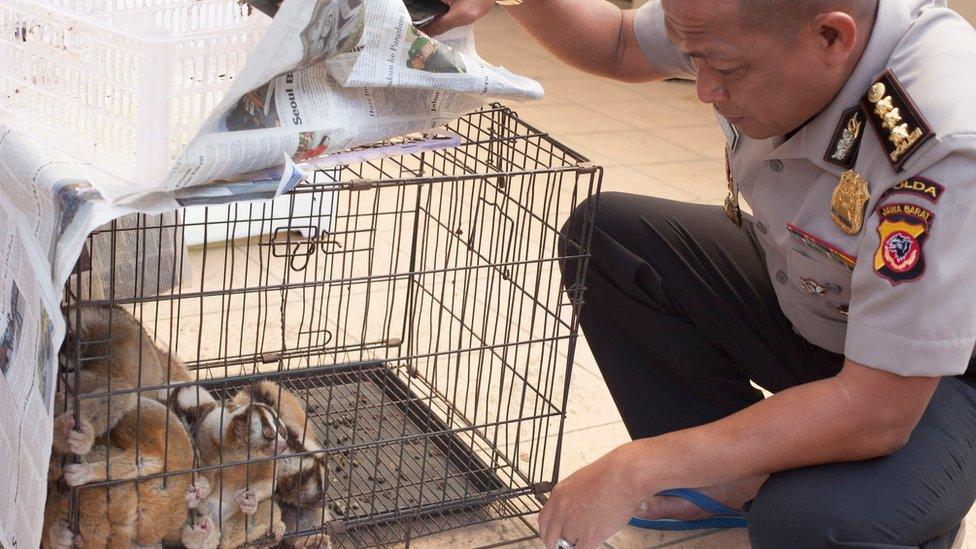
[785,247,853,324]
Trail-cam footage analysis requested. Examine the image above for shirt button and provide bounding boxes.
[770,160,784,172]
[775,271,788,284]
[756,222,768,235]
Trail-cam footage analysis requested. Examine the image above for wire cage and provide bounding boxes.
[48,104,602,548]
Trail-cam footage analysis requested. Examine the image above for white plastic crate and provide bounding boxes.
[0,0,270,184]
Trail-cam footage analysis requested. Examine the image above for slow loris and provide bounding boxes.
[181,397,289,548]
[233,380,333,548]
[54,304,213,455]
[44,397,194,548]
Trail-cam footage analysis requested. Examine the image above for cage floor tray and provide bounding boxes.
[208,361,505,535]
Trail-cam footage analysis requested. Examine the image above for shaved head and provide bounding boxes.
[741,0,878,35]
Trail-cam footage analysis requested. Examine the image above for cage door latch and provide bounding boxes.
[532,481,555,503]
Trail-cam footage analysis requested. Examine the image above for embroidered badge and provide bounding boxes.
[862,70,933,172]
[825,106,866,169]
[879,177,944,203]
[830,170,870,235]
[873,202,933,284]
[786,224,857,270]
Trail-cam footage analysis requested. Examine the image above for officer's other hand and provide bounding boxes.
[538,445,646,549]
[420,0,495,37]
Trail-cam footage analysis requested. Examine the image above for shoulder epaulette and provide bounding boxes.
[861,69,934,172]
[824,105,867,169]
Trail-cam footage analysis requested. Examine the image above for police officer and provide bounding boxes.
[429,0,976,547]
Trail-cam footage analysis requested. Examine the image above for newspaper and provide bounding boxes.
[89,0,543,203]
[0,0,542,542]
[0,128,76,548]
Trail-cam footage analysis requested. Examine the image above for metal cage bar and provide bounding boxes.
[51,105,602,548]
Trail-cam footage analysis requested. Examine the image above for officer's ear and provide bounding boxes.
[810,12,858,67]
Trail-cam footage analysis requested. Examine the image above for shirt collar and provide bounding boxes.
[767,0,925,168]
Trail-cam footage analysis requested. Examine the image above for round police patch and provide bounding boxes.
[881,230,920,272]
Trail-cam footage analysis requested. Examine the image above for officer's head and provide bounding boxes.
[661,0,878,139]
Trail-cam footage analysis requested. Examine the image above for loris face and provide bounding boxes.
[227,403,289,457]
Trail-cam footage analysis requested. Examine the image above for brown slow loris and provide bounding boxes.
[233,380,333,548]
[43,397,194,548]
[53,305,150,456]
[54,304,215,455]
[181,396,289,549]
[47,305,214,547]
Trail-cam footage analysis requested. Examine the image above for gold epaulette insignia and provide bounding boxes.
[862,70,933,172]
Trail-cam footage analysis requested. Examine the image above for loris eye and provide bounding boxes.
[262,426,275,440]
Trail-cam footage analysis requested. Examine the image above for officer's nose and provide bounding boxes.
[696,66,731,105]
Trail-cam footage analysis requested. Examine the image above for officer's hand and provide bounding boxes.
[420,0,496,37]
[537,444,647,549]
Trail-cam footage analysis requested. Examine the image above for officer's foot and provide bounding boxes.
[633,475,767,521]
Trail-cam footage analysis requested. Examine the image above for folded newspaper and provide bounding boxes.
[0,0,543,543]
[100,0,543,202]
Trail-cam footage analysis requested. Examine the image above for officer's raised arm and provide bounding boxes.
[422,0,667,83]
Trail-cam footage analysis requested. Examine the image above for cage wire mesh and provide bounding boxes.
[51,104,602,548]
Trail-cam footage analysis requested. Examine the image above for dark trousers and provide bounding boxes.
[558,192,976,548]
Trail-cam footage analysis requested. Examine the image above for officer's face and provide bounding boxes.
[662,0,854,139]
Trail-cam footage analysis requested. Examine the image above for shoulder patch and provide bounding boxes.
[880,177,944,203]
[824,105,866,169]
[873,202,934,285]
[861,70,934,172]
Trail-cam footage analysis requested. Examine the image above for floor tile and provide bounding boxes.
[510,103,636,136]
[562,366,624,434]
[963,505,975,547]
[620,79,700,101]
[633,160,728,205]
[605,525,717,548]
[599,165,698,201]
[413,517,542,548]
[492,53,591,81]
[536,76,648,104]
[648,126,728,161]
[654,528,751,548]
[564,130,702,167]
[555,136,624,168]
[588,99,715,130]
[478,39,545,61]
[548,422,630,475]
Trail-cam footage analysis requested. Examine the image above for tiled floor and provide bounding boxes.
[417,6,976,548]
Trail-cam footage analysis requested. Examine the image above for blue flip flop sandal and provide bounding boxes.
[628,488,748,531]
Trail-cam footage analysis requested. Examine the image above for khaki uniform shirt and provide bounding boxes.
[633,0,976,376]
